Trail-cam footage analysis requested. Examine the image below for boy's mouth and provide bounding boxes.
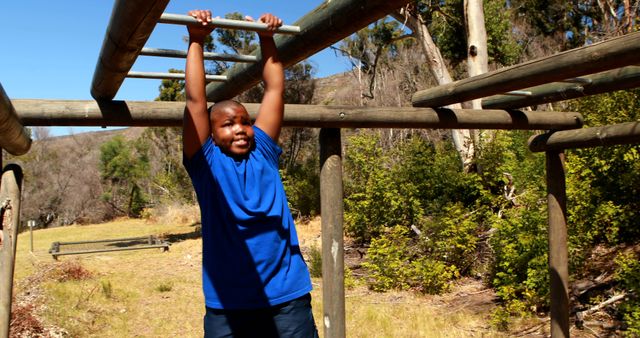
[233,138,249,147]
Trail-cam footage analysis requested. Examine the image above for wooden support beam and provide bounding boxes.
[320,128,345,338]
[0,84,31,156]
[13,99,584,130]
[483,66,640,109]
[0,164,23,338]
[412,31,640,108]
[205,0,413,101]
[546,151,570,338]
[529,121,640,152]
[90,0,170,100]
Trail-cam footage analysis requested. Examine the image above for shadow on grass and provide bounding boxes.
[161,223,202,243]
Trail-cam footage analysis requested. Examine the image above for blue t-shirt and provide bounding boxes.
[183,126,312,310]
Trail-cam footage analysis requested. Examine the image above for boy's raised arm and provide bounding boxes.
[183,10,215,159]
[252,14,285,142]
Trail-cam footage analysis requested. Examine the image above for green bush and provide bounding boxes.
[417,203,480,275]
[308,245,322,278]
[363,226,457,294]
[615,252,640,336]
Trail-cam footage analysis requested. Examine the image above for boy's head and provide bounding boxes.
[208,100,255,158]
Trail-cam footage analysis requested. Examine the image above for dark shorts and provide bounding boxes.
[204,293,319,338]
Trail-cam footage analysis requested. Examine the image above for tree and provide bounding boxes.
[156,69,185,102]
[99,135,150,218]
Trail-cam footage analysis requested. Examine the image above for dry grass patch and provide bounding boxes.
[13,216,508,337]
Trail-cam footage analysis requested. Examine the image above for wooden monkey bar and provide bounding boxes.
[483,66,640,109]
[412,31,640,108]
[126,71,227,82]
[158,13,301,34]
[0,83,31,156]
[91,0,171,101]
[12,99,583,130]
[204,0,414,102]
[529,121,640,152]
[139,47,259,63]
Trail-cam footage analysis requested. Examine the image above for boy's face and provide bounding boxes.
[210,105,254,157]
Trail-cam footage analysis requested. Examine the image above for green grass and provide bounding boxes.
[12,218,506,337]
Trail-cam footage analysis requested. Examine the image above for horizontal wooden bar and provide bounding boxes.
[205,0,414,101]
[127,71,227,82]
[13,99,583,130]
[412,31,640,108]
[159,13,301,34]
[529,121,640,152]
[51,244,169,257]
[52,236,156,246]
[483,66,640,109]
[0,83,31,155]
[140,47,258,63]
[91,0,171,100]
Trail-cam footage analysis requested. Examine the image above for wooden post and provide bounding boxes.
[0,164,24,338]
[546,151,569,338]
[319,128,345,338]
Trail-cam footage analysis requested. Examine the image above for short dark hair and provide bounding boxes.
[208,100,244,118]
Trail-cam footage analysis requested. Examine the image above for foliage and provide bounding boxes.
[614,252,640,336]
[411,0,521,68]
[476,130,549,314]
[566,89,640,251]
[343,131,423,243]
[417,204,481,275]
[308,245,323,278]
[140,127,195,205]
[509,0,639,48]
[99,135,150,218]
[155,68,185,102]
[363,226,458,294]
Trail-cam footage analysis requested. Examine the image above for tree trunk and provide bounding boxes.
[464,0,490,162]
[392,9,474,171]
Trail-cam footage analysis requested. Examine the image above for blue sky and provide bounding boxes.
[0,1,352,136]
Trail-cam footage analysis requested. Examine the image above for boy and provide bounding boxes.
[182,9,318,338]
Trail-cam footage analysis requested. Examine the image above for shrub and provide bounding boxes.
[156,282,173,292]
[53,261,93,282]
[308,245,323,278]
[615,252,640,336]
[363,226,458,294]
[101,280,113,299]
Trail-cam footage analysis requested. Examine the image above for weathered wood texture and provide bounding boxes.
[529,121,640,152]
[483,66,640,109]
[0,164,23,338]
[0,84,31,156]
[412,31,640,107]
[13,100,584,130]
[320,128,345,338]
[205,0,413,101]
[91,0,170,100]
[546,152,569,338]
